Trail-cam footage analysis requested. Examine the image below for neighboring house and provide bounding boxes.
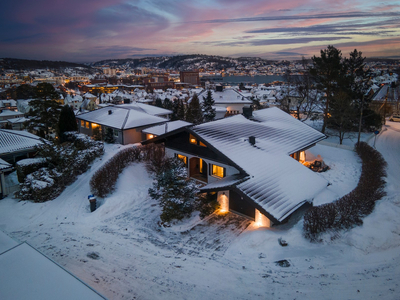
[0,158,13,199]
[6,117,30,130]
[0,110,25,122]
[196,87,253,118]
[0,231,108,300]
[80,93,99,111]
[76,106,168,145]
[0,129,43,163]
[64,94,83,110]
[0,100,17,111]
[143,107,327,227]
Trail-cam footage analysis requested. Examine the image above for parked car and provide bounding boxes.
[389,114,400,122]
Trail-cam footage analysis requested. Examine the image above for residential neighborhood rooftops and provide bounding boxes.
[197,88,252,104]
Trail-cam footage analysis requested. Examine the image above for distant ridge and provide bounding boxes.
[0,58,93,70]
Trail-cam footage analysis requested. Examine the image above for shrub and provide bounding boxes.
[16,133,104,202]
[303,142,387,241]
[15,158,47,183]
[195,192,220,219]
[90,146,142,197]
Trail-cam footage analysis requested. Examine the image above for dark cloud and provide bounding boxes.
[195,36,351,47]
[245,18,399,36]
[273,51,306,56]
[193,11,400,24]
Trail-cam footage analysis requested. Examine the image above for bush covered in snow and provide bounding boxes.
[303,142,387,241]
[17,133,104,202]
[16,158,47,183]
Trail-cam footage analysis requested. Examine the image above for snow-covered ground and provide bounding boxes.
[0,121,399,299]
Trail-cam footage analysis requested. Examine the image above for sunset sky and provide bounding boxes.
[1,0,399,62]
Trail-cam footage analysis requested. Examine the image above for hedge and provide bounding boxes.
[303,142,387,241]
[89,144,164,198]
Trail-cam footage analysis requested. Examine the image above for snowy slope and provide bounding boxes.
[0,122,399,299]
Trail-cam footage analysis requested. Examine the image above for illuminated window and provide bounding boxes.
[190,134,207,147]
[85,121,89,128]
[200,159,204,173]
[212,164,225,178]
[176,154,187,165]
[147,134,154,139]
[189,134,197,144]
[80,120,85,127]
[91,123,99,129]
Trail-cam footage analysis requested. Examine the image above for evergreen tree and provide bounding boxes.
[25,83,61,138]
[202,90,216,122]
[57,105,78,142]
[104,127,115,143]
[310,45,343,134]
[155,98,163,108]
[186,94,203,124]
[148,157,199,223]
[163,98,173,110]
[171,99,185,121]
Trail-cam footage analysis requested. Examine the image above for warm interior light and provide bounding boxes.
[219,193,229,213]
[148,134,154,139]
[299,151,305,163]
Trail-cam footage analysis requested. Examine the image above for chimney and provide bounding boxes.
[108,110,112,115]
[249,136,256,145]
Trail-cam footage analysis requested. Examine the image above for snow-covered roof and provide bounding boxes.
[192,107,327,222]
[7,117,30,124]
[0,242,107,300]
[76,107,166,130]
[119,103,172,116]
[197,89,252,105]
[0,110,24,118]
[0,129,43,155]
[0,158,12,171]
[143,120,192,136]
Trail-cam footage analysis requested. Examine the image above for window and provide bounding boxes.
[91,123,99,129]
[189,134,197,145]
[113,129,119,137]
[80,120,85,127]
[211,164,225,178]
[189,134,207,147]
[176,154,187,166]
[85,121,89,129]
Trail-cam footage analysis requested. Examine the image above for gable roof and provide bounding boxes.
[0,130,43,155]
[76,107,167,130]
